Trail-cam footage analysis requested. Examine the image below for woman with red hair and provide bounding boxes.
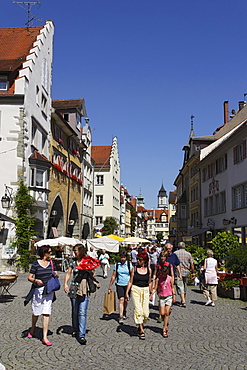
[126,251,152,340]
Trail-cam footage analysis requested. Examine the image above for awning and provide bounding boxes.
[0,213,15,224]
[190,228,209,237]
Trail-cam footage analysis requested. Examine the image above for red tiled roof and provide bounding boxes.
[91,146,111,167]
[52,99,85,110]
[0,26,42,96]
[29,150,51,163]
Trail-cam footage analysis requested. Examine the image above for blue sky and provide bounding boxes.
[2,0,247,208]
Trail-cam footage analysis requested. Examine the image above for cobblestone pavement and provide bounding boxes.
[0,267,247,370]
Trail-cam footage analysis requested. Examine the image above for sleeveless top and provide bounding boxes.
[133,267,149,287]
[158,274,172,297]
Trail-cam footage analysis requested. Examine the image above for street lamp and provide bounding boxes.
[1,185,13,209]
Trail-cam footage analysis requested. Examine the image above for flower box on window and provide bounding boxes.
[77,179,82,185]
[63,169,68,176]
[71,174,77,181]
[57,138,63,144]
[73,149,79,156]
[53,163,62,171]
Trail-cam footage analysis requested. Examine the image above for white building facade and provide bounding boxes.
[0,22,54,267]
[92,137,120,233]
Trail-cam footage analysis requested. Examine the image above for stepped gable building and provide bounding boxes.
[92,137,120,231]
[0,22,54,267]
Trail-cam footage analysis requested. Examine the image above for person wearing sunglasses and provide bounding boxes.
[125,252,152,340]
[26,245,58,346]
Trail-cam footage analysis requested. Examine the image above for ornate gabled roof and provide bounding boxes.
[158,183,167,196]
[0,26,43,97]
[91,146,111,167]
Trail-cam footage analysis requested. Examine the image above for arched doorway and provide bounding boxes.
[82,220,90,240]
[47,196,64,238]
[67,202,79,238]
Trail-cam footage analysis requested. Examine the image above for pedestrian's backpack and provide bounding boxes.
[116,261,131,284]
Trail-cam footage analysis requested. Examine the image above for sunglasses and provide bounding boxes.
[137,258,144,261]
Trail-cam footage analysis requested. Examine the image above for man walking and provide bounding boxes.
[174,242,195,307]
[164,242,183,305]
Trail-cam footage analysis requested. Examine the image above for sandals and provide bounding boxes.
[163,328,168,338]
[139,332,145,340]
[179,302,186,307]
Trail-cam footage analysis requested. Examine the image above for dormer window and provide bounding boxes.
[0,75,8,91]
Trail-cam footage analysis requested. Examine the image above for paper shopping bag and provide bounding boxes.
[103,291,116,315]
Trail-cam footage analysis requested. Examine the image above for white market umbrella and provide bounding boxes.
[86,236,119,253]
[123,236,151,244]
[35,236,83,248]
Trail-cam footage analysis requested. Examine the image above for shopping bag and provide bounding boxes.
[149,292,156,306]
[103,291,116,315]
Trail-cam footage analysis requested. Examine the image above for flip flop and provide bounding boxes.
[179,302,186,307]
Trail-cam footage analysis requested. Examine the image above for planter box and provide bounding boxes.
[218,286,240,300]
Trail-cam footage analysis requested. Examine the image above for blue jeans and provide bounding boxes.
[70,296,89,338]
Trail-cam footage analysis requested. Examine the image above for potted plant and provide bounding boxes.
[218,278,240,299]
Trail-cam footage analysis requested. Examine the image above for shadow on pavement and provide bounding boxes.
[100,313,118,322]
[190,299,206,306]
[115,324,138,337]
[0,295,16,303]
[56,325,74,335]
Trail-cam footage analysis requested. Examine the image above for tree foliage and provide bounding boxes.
[130,206,137,235]
[211,231,239,261]
[12,181,36,271]
[102,217,118,236]
[225,245,247,274]
[156,232,163,243]
[185,244,207,268]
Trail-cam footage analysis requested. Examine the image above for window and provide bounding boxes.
[0,75,8,90]
[216,154,227,174]
[180,205,186,219]
[233,183,247,209]
[36,86,40,106]
[95,216,103,225]
[30,168,45,187]
[42,58,49,92]
[207,163,214,179]
[202,167,207,182]
[233,140,246,164]
[96,195,103,205]
[41,94,47,117]
[96,175,104,185]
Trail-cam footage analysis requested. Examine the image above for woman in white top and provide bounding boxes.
[203,250,218,306]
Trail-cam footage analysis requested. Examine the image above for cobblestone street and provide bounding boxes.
[0,267,247,370]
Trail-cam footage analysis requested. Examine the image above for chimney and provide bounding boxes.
[238,101,246,111]
[223,101,229,125]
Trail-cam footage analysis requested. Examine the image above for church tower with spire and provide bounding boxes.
[157,183,168,209]
[137,190,145,207]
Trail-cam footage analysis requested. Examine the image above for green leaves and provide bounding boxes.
[211,231,239,261]
[12,181,36,271]
[102,217,119,236]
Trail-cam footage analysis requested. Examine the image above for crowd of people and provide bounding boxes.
[25,241,218,345]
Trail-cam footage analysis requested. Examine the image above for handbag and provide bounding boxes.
[46,260,61,294]
[103,291,116,315]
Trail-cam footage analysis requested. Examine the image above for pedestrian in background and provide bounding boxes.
[130,245,138,267]
[165,242,183,304]
[26,245,58,346]
[87,246,98,259]
[99,249,110,278]
[108,250,133,324]
[126,252,152,340]
[174,241,195,307]
[203,249,218,307]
